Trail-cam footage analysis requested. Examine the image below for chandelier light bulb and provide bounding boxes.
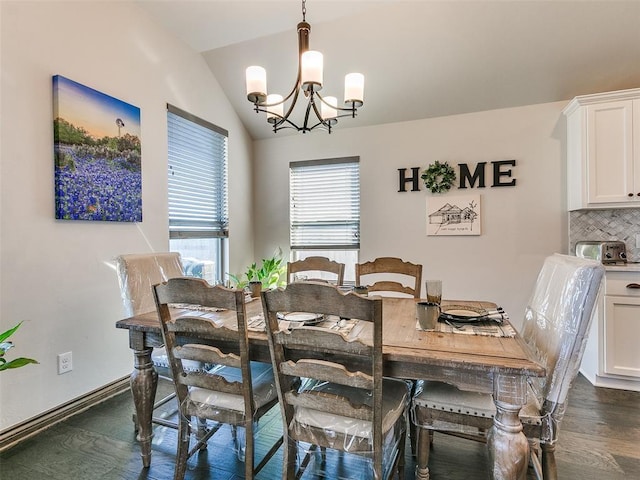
[322,96,338,120]
[265,94,284,123]
[246,66,267,103]
[344,73,364,106]
[301,51,323,90]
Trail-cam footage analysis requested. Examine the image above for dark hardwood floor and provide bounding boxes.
[1,374,638,479]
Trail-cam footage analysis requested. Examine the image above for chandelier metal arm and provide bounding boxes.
[316,92,358,118]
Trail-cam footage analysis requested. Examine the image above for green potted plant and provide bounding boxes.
[228,249,287,297]
[0,321,38,371]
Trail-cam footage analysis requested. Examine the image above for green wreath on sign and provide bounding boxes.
[421,161,456,193]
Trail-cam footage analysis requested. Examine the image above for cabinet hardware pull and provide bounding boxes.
[626,283,640,289]
[629,193,634,197]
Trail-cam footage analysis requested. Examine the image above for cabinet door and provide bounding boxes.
[604,294,640,377]
[586,101,635,205]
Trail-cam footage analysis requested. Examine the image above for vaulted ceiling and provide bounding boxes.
[134,0,640,140]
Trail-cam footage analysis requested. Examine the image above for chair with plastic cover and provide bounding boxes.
[411,254,605,480]
[262,281,409,480]
[116,252,185,431]
[355,257,423,298]
[287,256,345,285]
[154,277,281,480]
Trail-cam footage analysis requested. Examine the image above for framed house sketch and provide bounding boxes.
[427,194,481,236]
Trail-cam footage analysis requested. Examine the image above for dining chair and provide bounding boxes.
[411,253,605,480]
[116,252,185,431]
[262,281,409,480]
[153,277,282,480]
[286,255,345,285]
[355,257,423,298]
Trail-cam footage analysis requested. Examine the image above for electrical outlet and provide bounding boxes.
[57,351,72,374]
[636,234,640,249]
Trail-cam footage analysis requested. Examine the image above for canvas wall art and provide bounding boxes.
[427,194,481,236]
[53,75,142,222]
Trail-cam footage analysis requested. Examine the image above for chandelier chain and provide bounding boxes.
[302,0,306,21]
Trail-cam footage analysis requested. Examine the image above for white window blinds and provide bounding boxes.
[290,157,360,249]
[167,105,228,238]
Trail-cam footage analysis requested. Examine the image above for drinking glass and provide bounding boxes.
[425,280,442,304]
[417,301,440,330]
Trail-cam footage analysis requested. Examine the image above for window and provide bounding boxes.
[167,104,228,284]
[290,157,360,283]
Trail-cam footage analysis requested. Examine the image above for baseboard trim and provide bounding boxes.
[0,376,130,452]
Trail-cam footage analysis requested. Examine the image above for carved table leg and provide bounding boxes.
[414,427,431,480]
[131,347,158,468]
[487,374,529,480]
[542,442,557,480]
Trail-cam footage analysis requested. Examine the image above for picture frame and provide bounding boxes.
[53,75,142,222]
[427,194,481,236]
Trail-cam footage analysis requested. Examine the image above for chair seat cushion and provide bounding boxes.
[189,361,277,412]
[293,377,409,438]
[413,380,542,426]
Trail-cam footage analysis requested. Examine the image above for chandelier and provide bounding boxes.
[245,0,364,134]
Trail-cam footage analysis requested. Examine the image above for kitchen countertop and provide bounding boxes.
[604,263,640,272]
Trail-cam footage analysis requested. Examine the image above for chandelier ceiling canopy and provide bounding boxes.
[245,0,364,134]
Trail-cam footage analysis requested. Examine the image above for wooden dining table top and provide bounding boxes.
[116,296,545,379]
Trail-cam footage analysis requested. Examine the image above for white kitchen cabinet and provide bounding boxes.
[580,268,640,391]
[563,88,640,210]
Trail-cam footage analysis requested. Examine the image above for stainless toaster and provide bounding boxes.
[575,240,627,264]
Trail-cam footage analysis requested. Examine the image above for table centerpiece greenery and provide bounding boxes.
[228,248,287,290]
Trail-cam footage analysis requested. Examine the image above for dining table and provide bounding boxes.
[115,295,545,480]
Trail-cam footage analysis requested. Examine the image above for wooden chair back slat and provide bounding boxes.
[173,343,242,368]
[159,280,239,311]
[355,256,423,298]
[280,359,374,389]
[168,317,239,342]
[366,280,417,297]
[273,327,373,356]
[287,256,345,285]
[177,371,244,396]
[285,391,373,421]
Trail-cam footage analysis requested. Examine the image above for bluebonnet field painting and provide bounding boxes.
[53,75,142,222]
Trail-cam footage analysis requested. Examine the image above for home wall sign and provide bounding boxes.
[53,75,142,222]
[398,160,517,193]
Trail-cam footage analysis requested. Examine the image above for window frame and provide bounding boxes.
[289,156,360,251]
[167,104,229,282]
[289,156,360,283]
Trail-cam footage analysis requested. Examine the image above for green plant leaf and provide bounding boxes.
[0,322,23,343]
[0,357,39,371]
[0,321,38,371]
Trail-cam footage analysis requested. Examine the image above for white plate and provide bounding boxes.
[277,312,324,324]
[439,305,488,322]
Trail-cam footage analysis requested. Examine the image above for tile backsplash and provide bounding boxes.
[569,208,640,262]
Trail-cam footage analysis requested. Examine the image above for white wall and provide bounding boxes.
[253,102,569,327]
[0,1,255,430]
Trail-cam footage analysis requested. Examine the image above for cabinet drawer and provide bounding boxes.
[605,272,640,296]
